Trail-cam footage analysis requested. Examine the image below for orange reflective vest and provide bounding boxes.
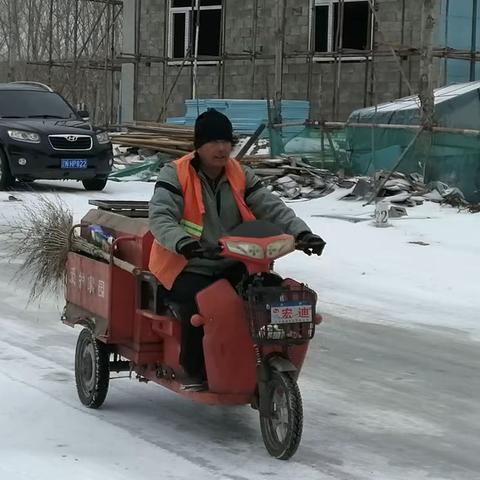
[149,153,256,290]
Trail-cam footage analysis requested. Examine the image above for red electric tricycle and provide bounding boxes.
[63,200,321,460]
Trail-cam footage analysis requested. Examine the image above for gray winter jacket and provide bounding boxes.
[149,156,311,276]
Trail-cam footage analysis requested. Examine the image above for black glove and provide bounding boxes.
[177,240,203,259]
[177,240,223,260]
[296,232,326,257]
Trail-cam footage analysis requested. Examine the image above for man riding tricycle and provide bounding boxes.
[64,110,325,460]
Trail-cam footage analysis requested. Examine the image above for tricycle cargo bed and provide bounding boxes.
[65,251,136,342]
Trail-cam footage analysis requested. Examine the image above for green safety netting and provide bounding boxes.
[269,119,480,203]
[271,126,349,171]
[346,81,480,203]
[347,126,480,201]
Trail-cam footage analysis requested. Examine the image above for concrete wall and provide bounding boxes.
[134,0,443,122]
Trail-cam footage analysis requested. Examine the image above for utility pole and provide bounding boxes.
[418,0,436,179]
[273,0,286,124]
[269,0,286,156]
[418,0,435,129]
[48,0,54,84]
[7,0,18,81]
[470,0,478,81]
[72,0,80,106]
[192,0,201,100]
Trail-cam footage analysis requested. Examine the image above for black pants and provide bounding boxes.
[168,263,246,378]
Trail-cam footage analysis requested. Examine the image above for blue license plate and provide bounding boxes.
[61,159,88,169]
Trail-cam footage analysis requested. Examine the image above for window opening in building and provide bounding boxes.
[314,0,371,53]
[170,0,222,59]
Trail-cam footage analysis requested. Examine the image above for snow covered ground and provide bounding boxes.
[0,179,478,480]
[279,191,480,340]
[2,179,478,338]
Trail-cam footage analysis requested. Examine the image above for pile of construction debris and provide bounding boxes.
[111,146,343,199]
[110,122,194,157]
[242,156,345,199]
[342,170,471,208]
[108,127,478,208]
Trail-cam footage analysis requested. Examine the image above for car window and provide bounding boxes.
[0,91,77,119]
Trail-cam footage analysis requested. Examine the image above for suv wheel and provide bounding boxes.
[0,149,15,190]
[82,178,107,191]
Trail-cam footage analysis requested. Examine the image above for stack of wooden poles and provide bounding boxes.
[110,121,194,156]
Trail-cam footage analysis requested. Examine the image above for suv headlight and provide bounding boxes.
[225,241,264,259]
[8,130,40,143]
[96,132,110,144]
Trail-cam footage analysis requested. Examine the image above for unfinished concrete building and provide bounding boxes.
[2,1,478,126]
[120,0,452,124]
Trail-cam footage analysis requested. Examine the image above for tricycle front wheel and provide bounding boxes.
[75,328,110,408]
[259,371,303,460]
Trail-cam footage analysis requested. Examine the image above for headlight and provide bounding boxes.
[225,241,264,259]
[96,132,110,144]
[266,238,295,259]
[8,130,40,143]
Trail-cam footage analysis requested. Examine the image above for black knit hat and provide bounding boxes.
[194,108,234,149]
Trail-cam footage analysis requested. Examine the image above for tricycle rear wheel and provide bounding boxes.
[259,371,303,460]
[75,328,110,408]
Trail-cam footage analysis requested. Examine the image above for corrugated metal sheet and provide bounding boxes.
[167,99,310,135]
[349,80,480,129]
[354,81,480,115]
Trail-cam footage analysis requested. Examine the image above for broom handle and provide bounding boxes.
[69,225,140,275]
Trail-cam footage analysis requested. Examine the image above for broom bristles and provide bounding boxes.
[0,195,74,302]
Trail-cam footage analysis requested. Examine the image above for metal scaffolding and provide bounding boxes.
[0,0,122,125]
[2,0,480,125]
[116,0,480,124]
